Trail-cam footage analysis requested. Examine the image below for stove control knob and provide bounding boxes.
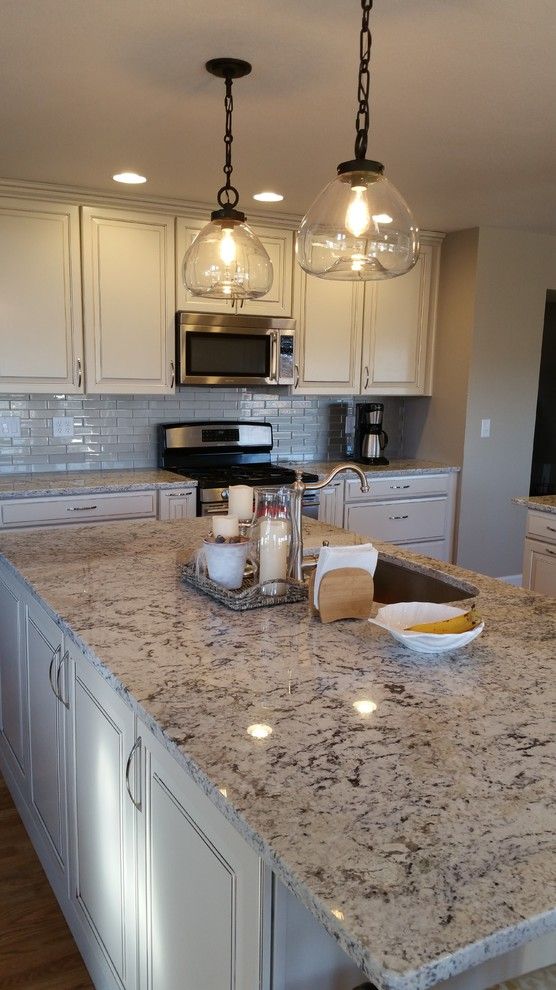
[221,489,229,501]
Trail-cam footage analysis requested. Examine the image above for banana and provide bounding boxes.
[405,610,481,634]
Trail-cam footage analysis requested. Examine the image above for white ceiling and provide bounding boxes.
[1,0,555,233]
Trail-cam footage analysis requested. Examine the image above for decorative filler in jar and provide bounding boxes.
[252,488,293,598]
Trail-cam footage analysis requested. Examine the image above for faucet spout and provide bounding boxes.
[290,463,370,581]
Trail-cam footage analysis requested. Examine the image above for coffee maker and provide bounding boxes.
[354,402,389,465]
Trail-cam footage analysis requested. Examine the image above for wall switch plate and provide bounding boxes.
[0,416,21,437]
[480,418,491,438]
[52,416,74,438]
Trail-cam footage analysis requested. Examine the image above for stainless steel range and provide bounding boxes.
[159,421,320,517]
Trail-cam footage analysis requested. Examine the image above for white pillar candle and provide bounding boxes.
[259,518,290,586]
[228,485,253,520]
[212,515,240,539]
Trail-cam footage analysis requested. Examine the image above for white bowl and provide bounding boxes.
[369,602,484,654]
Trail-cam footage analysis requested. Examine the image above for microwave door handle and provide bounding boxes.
[269,331,279,383]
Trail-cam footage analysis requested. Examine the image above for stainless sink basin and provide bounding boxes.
[303,551,477,605]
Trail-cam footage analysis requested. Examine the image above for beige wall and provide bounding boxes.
[405,227,556,577]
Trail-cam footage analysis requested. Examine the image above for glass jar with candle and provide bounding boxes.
[252,488,293,598]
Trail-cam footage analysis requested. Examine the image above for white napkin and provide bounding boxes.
[313,543,378,608]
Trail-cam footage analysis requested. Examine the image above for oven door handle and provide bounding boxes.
[269,331,279,383]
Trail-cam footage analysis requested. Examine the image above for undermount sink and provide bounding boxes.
[303,551,477,605]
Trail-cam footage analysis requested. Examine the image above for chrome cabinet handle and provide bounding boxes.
[66,504,98,512]
[390,484,410,490]
[76,357,82,388]
[546,547,556,556]
[48,645,62,698]
[388,514,409,520]
[170,361,175,388]
[125,737,142,811]
[363,366,370,389]
[546,525,556,533]
[294,363,300,389]
[56,650,70,708]
[167,491,191,498]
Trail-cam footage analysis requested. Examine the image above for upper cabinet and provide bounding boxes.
[361,237,441,395]
[293,273,363,394]
[81,206,175,394]
[176,218,294,317]
[294,233,443,396]
[0,198,84,394]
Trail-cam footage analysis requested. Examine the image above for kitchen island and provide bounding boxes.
[0,517,554,990]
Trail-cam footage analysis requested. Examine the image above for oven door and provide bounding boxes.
[178,325,279,387]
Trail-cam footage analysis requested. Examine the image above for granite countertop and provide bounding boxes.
[513,495,556,515]
[284,459,461,479]
[0,468,196,499]
[0,518,554,990]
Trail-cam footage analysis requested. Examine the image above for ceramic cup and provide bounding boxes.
[196,537,254,591]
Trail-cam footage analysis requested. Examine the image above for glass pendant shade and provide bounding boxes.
[184,217,273,301]
[297,164,419,280]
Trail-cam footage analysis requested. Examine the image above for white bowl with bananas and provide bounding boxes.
[369,602,484,653]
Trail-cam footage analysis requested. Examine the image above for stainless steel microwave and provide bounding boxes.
[176,311,295,387]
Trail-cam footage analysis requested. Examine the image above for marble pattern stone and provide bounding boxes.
[513,496,556,516]
[286,458,461,479]
[0,468,196,499]
[0,518,554,990]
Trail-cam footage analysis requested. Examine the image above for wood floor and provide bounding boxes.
[0,772,93,990]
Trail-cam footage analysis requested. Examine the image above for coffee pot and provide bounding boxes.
[355,403,389,465]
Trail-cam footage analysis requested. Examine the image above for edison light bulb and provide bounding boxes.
[345,186,371,238]
[219,226,237,266]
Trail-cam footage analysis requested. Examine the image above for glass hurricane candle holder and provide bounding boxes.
[251,488,293,598]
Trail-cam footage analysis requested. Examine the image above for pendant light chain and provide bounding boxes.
[217,74,240,209]
[354,0,373,161]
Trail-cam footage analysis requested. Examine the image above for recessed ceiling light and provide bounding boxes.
[112,172,147,184]
[253,191,284,203]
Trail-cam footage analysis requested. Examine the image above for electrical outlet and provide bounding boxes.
[480,418,491,438]
[0,416,21,438]
[52,416,74,438]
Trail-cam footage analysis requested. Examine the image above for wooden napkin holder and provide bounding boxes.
[308,567,375,623]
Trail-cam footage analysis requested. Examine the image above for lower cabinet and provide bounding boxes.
[0,564,366,990]
[343,473,457,562]
[157,488,197,520]
[0,571,27,787]
[26,601,68,881]
[523,538,556,596]
[318,482,344,528]
[68,646,138,989]
[138,724,268,990]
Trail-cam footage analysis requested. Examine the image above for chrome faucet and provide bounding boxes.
[290,464,370,581]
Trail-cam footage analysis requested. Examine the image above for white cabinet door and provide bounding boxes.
[0,570,27,785]
[69,648,138,988]
[26,601,68,875]
[176,218,293,316]
[0,198,83,393]
[523,539,556,596]
[81,206,175,394]
[294,273,363,394]
[157,489,197,520]
[361,238,441,396]
[318,483,344,527]
[138,725,267,990]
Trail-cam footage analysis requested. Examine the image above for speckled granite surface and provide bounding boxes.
[0,468,196,499]
[0,518,554,990]
[284,458,461,479]
[514,496,556,515]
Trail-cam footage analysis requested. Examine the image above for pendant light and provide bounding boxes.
[183,58,273,304]
[297,0,419,281]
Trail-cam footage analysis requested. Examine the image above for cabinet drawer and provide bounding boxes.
[526,511,556,545]
[344,497,449,544]
[0,491,157,528]
[396,539,450,562]
[345,473,450,502]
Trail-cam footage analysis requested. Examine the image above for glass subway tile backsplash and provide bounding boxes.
[0,388,404,474]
